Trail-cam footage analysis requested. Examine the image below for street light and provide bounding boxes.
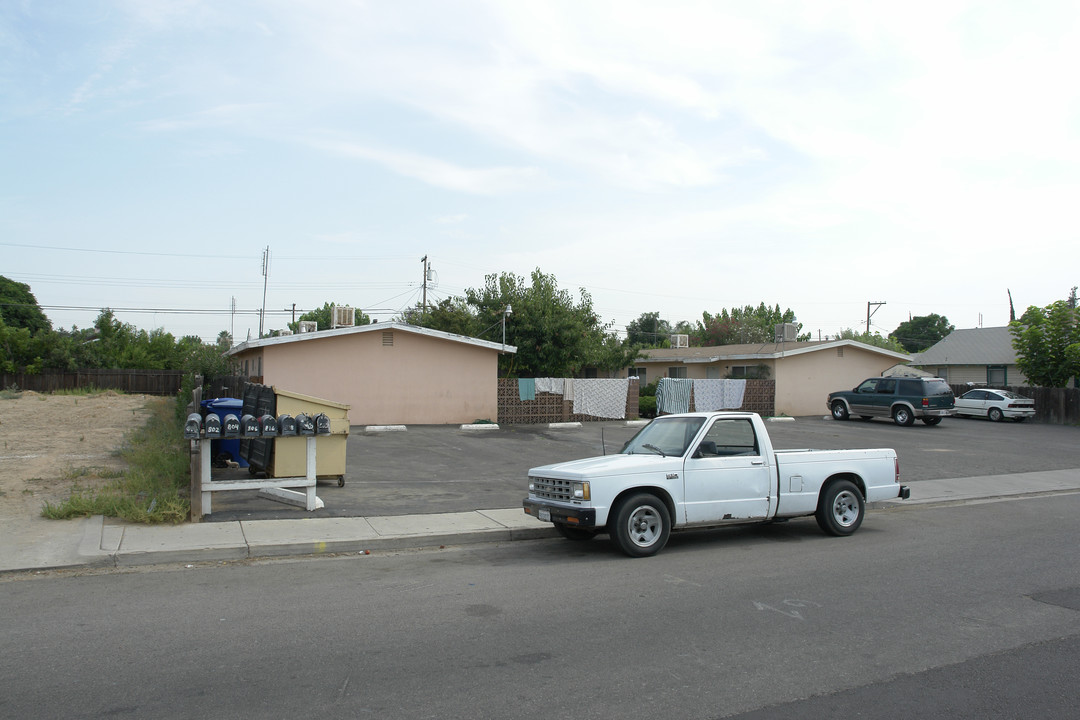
[502,304,512,348]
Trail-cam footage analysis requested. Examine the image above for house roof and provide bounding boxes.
[637,339,910,364]
[228,321,516,355]
[910,326,1017,366]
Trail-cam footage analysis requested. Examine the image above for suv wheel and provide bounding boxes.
[831,401,849,421]
[892,406,914,427]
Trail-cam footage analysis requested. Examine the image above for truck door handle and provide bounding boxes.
[751,460,764,466]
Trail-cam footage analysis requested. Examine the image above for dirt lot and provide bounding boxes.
[0,391,157,525]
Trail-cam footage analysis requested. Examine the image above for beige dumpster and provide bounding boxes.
[271,388,350,485]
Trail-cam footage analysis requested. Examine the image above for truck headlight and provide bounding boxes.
[572,481,590,501]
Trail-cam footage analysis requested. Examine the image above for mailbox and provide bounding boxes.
[258,414,278,436]
[315,413,331,435]
[184,413,203,439]
[203,413,222,439]
[241,414,261,437]
[222,413,241,438]
[295,412,315,436]
[277,414,297,437]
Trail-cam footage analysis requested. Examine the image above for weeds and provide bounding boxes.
[42,397,190,524]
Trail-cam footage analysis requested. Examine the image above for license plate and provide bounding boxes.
[538,508,551,522]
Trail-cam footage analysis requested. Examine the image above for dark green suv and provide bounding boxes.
[828,377,955,426]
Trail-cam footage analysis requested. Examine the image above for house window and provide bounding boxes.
[936,367,949,381]
[627,368,646,385]
[669,367,687,379]
[730,365,767,379]
[987,366,1006,385]
[706,367,720,380]
[257,356,262,377]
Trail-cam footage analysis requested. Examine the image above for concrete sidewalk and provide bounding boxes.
[4,469,1079,573]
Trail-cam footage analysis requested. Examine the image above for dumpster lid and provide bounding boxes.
[201,397,243,410]
[272,387,351,410]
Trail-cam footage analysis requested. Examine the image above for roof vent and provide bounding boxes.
[298,321,318,333]
[670,334,689,348]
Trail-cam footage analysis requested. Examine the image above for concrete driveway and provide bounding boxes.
[201,415,1080,522]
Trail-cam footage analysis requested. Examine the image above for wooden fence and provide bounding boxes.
[0,369,185,395]
[949,384,1080,425]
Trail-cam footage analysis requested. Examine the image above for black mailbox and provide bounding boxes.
[259,414,278,436]
[184,413,202,439]
[222,413,241,438]
[203,413,222,439]
[315,413,331,435]
[241,414,261,437]
[277,414,297,436]
[295,412,315,436]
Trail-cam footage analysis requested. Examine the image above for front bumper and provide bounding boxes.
[523,498,597,527]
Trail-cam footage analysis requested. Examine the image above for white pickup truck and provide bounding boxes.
[523,411,909,557]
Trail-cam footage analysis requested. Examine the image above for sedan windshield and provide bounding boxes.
[622,417,705,457]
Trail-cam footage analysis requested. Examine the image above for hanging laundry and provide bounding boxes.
[656,377,693,414]
[572,378,629,419]
[692,379,746,411]
[518,377,536,401]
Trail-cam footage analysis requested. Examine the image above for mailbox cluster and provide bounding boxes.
[185,411,332,440]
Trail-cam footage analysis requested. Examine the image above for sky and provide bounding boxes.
[2,1,1078,346]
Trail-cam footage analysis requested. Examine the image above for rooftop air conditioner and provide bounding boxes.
[332,305,355,329]
[671,334,689,348]
[280,329,293,336]
[774,323,798,342]
[298,321,318,334]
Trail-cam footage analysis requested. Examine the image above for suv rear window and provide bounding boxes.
[922,379,953,396]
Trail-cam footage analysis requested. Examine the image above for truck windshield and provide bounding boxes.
[622,417,705,457]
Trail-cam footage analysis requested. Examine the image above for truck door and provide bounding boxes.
[682,417,772,524]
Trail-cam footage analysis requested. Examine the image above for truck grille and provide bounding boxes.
[530,476,573,502]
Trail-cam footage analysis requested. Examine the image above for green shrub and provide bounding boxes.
[638,395,656,418]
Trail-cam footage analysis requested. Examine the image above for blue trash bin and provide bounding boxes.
[201,398,249,467]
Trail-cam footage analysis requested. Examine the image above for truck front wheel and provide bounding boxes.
[610,493,671,557]
[816,480,864,536]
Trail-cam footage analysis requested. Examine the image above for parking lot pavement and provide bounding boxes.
[200,416,1080,523]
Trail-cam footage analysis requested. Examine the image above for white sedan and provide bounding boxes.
[954,389,1035,422]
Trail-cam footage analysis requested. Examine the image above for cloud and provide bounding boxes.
[309,137,545,195]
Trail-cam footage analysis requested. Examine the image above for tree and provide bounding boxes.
[0,276,50,334]
[289,303,371,333]
[625,312,672,347]
[837,328,907,354]
[693,303,807,346]
[1009,300,1080,387]
[890,314,954,353]
[407,268,639,377]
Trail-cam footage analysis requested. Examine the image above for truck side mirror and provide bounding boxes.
[184,413,202,439]
[277,414,298,436]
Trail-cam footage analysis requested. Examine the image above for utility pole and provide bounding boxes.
[230,296,236,346]
[420,255,430,313]
[259,246,271,337]
[866,301,886,335]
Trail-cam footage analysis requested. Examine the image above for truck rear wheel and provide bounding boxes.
[816,480,864,536]
[610,493,671,557]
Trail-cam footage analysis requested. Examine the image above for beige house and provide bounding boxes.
[627,340,911,416]
[910,326,1029,386]
[228,322,515,425]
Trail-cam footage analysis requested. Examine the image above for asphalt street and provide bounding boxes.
[4,493,1079,719]
[202,415,1080,521]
